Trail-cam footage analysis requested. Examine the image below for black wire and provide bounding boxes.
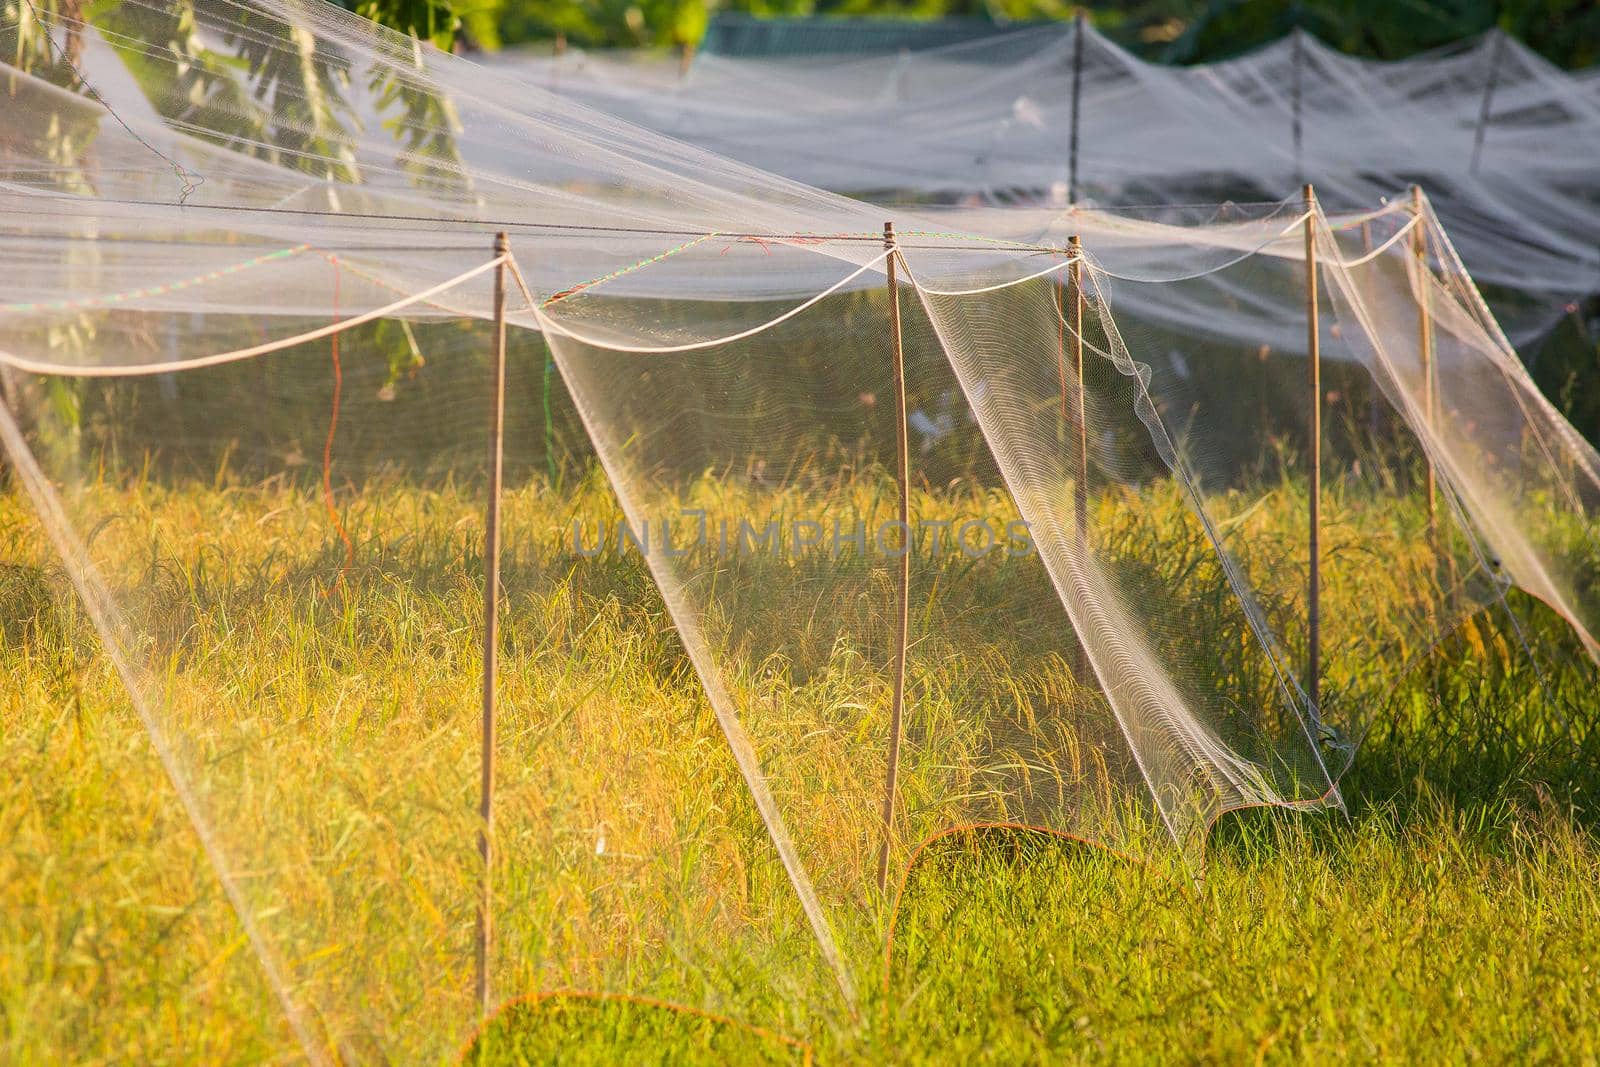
[19,0,205,203]
[11,193,1075,255]
[0,232,488,254]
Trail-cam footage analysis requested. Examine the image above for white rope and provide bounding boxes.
[1326,200,1411,231]
[1333,213,1421,268]
[506,252,539,311]
[902,209,1338,304]
[0,256,507,377]
[907,251,1084,297]
[529,250,891,353]
[1089,210,1315,283]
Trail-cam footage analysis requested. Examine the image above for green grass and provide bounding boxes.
[0,462,1595,1065]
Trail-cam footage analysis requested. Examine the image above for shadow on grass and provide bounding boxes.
[1197,591,1598,873]
[885,592,1597,1048]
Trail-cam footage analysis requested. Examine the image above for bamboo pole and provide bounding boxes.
[876,222,912,895]
[1069,235,1091,682]
[1068,11,1086,205]
[475,232,509,1016]
[1302,186,1321,712]
[1411,186,1438,547]
[1069,235,1088,545]
[1055,280,1068,447]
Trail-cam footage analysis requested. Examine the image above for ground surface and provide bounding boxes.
[1,472,1594,1065]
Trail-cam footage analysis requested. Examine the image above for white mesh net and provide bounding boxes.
[500,21,1600,351]
[2,1,1596,1060]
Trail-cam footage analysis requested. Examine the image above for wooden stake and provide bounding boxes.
[1055,280,1068,448]
[1302,186,1321,713]
[876,223,911,895]
[476,232,509,1017]
[1069,236,1088,546]
[1069,235,1092,682]
[1068,12,1086,205]
[1411,185,1438,547]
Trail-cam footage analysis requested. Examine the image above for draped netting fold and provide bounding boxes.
[2,0,1596,1061]
[501,22,1600,351]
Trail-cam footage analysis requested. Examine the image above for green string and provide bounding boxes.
[1,244,308,314]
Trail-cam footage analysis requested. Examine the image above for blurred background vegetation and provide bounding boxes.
[363,0,1598,67]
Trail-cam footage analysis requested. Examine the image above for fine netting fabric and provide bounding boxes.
[502,22,1600,351]
[534,230,1352,1017]
[1318,198,1600,667]
[0,312,851,1060]
[900,240,1339,843]
[3,0,1599,1059]
[1055,200,1518,751]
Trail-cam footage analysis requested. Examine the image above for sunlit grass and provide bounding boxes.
[0,463,1594,1064]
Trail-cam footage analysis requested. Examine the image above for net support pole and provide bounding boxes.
[1068,11,1085,205]
[1069,235,1091,682]
[1055,278,1068,448]
[1069,235,1088,549]
[1470,31,1506,176]
[876,222,911,895]
[476,231,509,1017]
[1291,30,1304,187]
[1302,186,1321,713]
[1411,186,1438,548]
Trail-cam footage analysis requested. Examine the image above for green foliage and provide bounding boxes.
[346,0,465,47]
[7,0,477,453]
[498,0,708,49]
[485,0,1598,68]
[3,0,84,86]
[1161,0,1598,66]
[339,0,506,50]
